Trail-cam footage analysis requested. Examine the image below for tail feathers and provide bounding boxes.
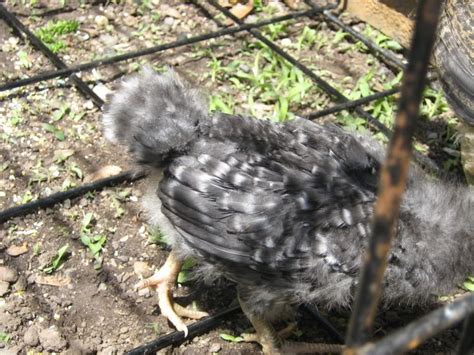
[103,68,208,167]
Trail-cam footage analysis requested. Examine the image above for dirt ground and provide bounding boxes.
[0,0,469,354]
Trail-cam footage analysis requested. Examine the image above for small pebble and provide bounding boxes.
[239,64,250,73]
[24,326,39,346]
[95,15,109,28]
[209,343,222,353]
[100,34,117,46]
[39,327,67,351]
[63,199,71,209]
[8,37,20,45]
[117,255,129,263]
[6,243,28,256]
[119,236,129,243]
[281,38,292,47]
[0,266,18,283]
[163,17,174,27]
[119,326,128,334]
[0,281,9,296]
[27,274,36,285]
[84,101,95,110]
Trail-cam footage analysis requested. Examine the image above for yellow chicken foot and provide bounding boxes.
[239,296,344,354]
[135,250,208,336]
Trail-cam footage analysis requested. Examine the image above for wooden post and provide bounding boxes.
[339,0,418,48]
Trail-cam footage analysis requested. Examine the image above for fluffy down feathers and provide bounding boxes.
[103,68,208,167]
[104,69,474,315]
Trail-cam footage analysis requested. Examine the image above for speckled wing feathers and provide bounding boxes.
[158,115,379,284]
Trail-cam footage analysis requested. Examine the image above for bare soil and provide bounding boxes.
[0,1,468,354]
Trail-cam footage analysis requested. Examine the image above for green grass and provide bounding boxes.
[335,70,455,143]
[0,332,10,344]
[177,258,197,284]
[464,276,474,292]
[220,333,244,343]
[336,70,402,135]
[80,212,107,269]
[206,24,322,122]
[35,19,79,53]
[334,24,403,54]
[148,228,170,247]
[41,244,69,274]
[202,2,460,173]
[109,189,131,219]
[145,322,161,335]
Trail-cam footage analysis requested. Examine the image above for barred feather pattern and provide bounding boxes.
[104,69,474,316]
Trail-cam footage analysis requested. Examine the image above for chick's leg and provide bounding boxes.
[136,250,208,336]
[239,294,344,354]
[239,293,282,354]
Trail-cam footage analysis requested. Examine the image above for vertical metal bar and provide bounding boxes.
[344,0,443,349]
[457,314,474,355]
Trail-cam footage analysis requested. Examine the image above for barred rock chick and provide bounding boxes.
[103,69,474,354]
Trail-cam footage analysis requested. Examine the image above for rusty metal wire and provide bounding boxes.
[357,293,474,355]
[345,0,443,348]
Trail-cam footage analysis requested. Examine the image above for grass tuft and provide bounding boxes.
[35,19,79,53]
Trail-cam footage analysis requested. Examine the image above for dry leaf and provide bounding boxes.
[283,0,299,9]
[35,275,71,287]
[6,243,28,257]
[84,165,122,183]
[53,149,75,163]
[225,0,254,25]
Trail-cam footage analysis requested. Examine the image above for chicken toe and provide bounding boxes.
[136,250,207,336]
[239,295,344,354]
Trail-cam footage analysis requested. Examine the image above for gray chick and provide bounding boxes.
[103,68,474,354]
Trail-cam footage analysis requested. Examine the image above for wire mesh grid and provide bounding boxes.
[1,0,473,354]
